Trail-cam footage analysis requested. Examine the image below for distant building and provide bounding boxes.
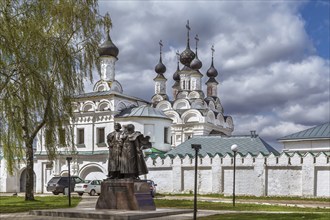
[278,122,330,152]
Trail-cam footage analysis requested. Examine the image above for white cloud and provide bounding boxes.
[88,0,330,149]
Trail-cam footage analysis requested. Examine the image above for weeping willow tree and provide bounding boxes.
[0,0,108,200]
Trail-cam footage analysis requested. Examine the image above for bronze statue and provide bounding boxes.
[107,123,151,179]
[107,123,123,179]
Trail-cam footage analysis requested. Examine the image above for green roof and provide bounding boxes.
[145,147,167,159]
[278,122,330,141]
[166,135,279,158]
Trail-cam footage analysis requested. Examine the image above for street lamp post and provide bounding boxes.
[191,144,201,220]
[66,157,72,207]
[231,144,238,207]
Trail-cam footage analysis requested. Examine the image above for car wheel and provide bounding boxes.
[89,189,96,196]
[52,192,59,195]
[78,192,83,196]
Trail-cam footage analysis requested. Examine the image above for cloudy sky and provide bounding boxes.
[88,0,330,149]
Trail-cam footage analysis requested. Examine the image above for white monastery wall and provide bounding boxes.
[316,168,330,197]
[144,152,330,197]
[1,151,329,198]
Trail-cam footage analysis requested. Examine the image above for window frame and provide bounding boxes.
[77,128,85,145]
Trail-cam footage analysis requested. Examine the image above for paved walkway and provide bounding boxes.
[0,194,329,219]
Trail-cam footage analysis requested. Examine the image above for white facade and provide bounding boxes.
[145,152,330,197]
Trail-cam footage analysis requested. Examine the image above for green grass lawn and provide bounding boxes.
[1,195,329,220]
[198,213,330,220]
[155,199,330,220]
[154,199,329,212]
[0,196,81,213]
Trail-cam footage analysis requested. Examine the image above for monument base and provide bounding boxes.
[95,179,156,211]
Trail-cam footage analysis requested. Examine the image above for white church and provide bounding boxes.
[0,21,329,197]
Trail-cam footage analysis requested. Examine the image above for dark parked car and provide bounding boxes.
[46,176,84,195]
[146,180,157,197]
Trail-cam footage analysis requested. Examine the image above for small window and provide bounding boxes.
[97,127,105,144]
[58,128,66,147]
[77,128,84,144]
[164,127,169,144]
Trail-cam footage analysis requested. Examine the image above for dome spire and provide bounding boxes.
[180,20,195,66]
[206,45,219,97]
[98,13,119,58]
[207,45,218,78]
[195,34,199,56]
[154,40,166,74]
[190,34,202,70]
[176,50,180,70]
[211,44,215,66]
[104,12,112,40]
[186,20,191,49]
[173,50,180,81]
[159,40,163,62]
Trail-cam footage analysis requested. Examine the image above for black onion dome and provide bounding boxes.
[172,61,180,81]
[207,59,218,77]
[180,48,195,66]
[98,32,119,58]
[155,59,166,74]
[190,56,202,70]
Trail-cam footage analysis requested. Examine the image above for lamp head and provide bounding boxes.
[231,144,238,152]
[66,157,72,161]
[191,144,201,151]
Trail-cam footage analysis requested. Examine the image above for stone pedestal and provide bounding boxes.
[95,179,156,210]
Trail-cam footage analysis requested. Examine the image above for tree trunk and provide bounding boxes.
[25,139,35,201]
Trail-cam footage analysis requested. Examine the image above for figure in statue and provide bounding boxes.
[107,123,124,179]
[107,123,151,179]
[119,124,151,179]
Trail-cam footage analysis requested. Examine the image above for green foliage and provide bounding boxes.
[0,196,81,213]
[0,0,108,200]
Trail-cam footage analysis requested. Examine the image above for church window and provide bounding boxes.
[58,128,66,147]
[97,127,105,144]
[77,128,84,144]
[176,134,181,142]
[164,127,169,144]
[185,133,192,141]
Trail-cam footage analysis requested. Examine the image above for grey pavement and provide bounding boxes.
[0,193,329,219]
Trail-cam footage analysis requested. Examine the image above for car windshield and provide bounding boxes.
[84,180,92,183]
